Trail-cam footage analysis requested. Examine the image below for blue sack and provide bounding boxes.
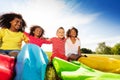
[14,44,49,80]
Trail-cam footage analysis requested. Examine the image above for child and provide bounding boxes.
[24,25,51,47]
[45,27,67,80]
[0,12,29,57]
[50,27,67,61]
[23,25,51,80]
[65,27,81,61]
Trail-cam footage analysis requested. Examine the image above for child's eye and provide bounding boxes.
[16,20,22,24]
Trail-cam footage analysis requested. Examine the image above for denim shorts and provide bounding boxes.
[0,50,20,55]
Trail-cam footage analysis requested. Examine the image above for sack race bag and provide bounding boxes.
[0,54,15,80]
[14,44,49,80]
[52,57,120,80]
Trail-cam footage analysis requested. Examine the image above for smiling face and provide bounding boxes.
[56,28,65,39]
[33,28,42,38]
[10,18,22,32]
[70,29,77,37]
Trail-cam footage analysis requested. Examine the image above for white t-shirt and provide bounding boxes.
[65,38,81,57]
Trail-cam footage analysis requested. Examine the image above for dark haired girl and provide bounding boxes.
[65,27,81,61]
[0,12,29,57]
[24,25,51,47]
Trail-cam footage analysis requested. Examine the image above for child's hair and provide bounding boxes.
[56,27,64,33]
[29,25,44,38]
[0,12,26,32]
[66,27,78,37]
[66,29,70,37]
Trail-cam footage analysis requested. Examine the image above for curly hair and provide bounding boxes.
[29,25,44,38]
[0,12,26,32]
[66,29,71,37]
[66,27,78,37]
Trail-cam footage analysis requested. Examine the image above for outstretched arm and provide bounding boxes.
[78,46,81,56]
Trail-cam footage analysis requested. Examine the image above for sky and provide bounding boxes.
[0,0,120,51]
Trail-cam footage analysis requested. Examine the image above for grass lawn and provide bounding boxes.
[45,51,120,60]
[45,51,52,60]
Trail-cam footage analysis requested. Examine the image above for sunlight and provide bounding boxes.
[1,0,119,51]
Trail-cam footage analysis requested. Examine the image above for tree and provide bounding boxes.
[95,42,112,54]
[112,43,120,55]
[81,48,92,54]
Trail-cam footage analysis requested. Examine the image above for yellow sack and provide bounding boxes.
[78,56,120,74]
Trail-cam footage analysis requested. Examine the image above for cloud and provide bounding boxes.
[0,0,104,52]
[1,0,100,37]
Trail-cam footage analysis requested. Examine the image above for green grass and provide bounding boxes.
[45,51,52,60]
[45,52,61,80]
[45,51,120,60]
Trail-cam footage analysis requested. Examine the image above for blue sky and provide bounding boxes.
[0,0,120,51]
[62,0,120,51]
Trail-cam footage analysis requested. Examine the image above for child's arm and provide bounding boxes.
[24,32,30,37]
[23,33,29,43]
[65,40,71,57]
[78,46,81,56]
[41,37,52,44]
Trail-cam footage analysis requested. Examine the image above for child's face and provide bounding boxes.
[33,28,42,37]
[70,29,77,37]
[56,29,65,39]
[10,18,22,31]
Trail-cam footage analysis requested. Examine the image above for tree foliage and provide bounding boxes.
[95,42,112,54]
[112,43,120,55]
[81,48,92,54]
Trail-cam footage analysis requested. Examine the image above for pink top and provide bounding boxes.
[51,37,66,55]
[24,32,51,47]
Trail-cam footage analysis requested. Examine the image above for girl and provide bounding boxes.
[0,12,28,57]
[65,27,81,61]
[24,25,51,47]
[17,25,51,80]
